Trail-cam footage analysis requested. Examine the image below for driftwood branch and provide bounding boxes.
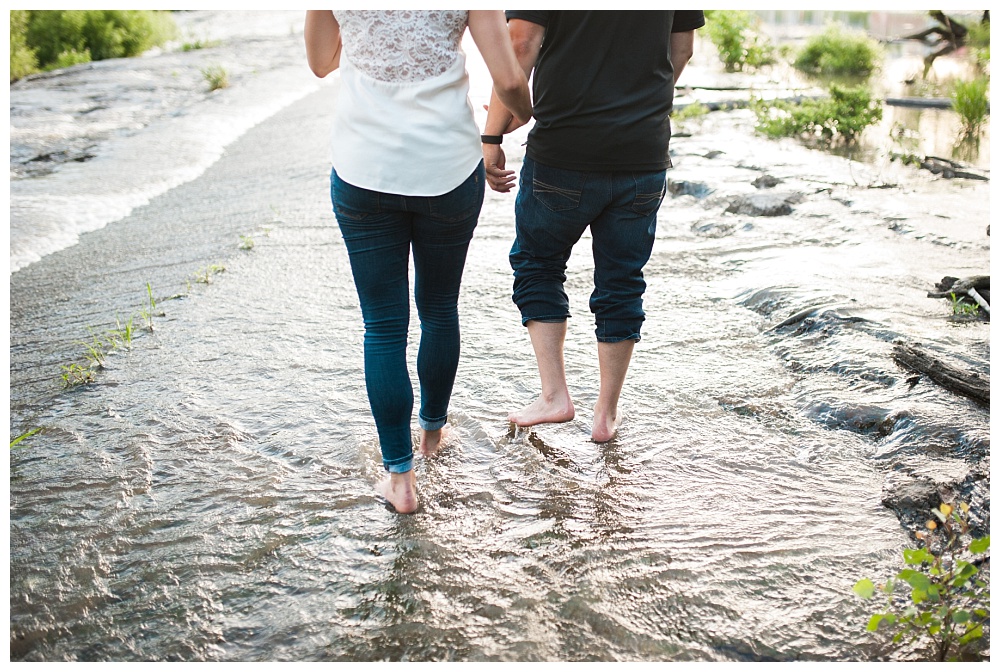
[967,288,991,315]
[892,343,989,406]
[926,275,990,299]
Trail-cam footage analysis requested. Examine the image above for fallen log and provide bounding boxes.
[884,97,958,110]
[927,276,991,316]
[892,343,989,406]
[927,275,990,298]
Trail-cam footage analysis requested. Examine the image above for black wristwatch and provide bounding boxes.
[480,134,503,145]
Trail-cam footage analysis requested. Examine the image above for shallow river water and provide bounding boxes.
[9,12,990,663]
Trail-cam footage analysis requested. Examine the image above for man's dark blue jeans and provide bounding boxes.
[331,162,484,474]
[510,157,667,342]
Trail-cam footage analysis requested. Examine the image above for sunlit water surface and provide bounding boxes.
[9,12,989,663]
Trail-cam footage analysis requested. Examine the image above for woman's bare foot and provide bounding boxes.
[419,424,451,458]
[376,470,418,514]
[591,405,622,443]
[508,392,576,427]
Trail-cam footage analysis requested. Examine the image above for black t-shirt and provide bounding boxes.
[505,10,705,172]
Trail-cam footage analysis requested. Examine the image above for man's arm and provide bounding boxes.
[483,18,545,193]
[670,30,695,85]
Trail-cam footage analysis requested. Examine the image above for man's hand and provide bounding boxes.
[483,143,516,193]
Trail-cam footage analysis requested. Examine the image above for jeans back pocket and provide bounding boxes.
[531,161,586,212]
[629,171,667,216]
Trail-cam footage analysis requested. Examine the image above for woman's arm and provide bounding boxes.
[478,17,544,193]
[467,10,532,125]
[304,10,342,78]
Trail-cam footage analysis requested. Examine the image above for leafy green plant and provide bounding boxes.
[268,204,284,225]
[61,362,95,387]
[703,10,775,72]
[139,281,160,331]
[201,64,229,91]
[854,502,990,661]
[193,264,226,284]
[753,84,882,146]
[672,101,711,122]
[949,292,981,317]
[966,19,990,70]
[106,313,135,349]
[80,329,108,368]
[950,78,989,139]
[180,38,220,52]
[10,427,42,449]
[239,234,255,251]
[793,24,881,77]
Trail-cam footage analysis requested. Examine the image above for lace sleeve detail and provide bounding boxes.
[335,10,469,83]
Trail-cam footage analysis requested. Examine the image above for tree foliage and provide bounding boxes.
[11,10,176,82]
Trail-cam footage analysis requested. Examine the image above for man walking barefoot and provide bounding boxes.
[483,10,704,442]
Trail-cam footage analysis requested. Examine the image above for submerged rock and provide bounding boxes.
[725,192,803,217]
[752,174,782,189]
[881,461,989,540]
[668,179,713,198]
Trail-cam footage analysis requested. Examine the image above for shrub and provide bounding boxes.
[9,10,38,82]
[853,502,990,661]
[17,10,175,76]
[951,78,990,138]
[753,84,883,146]
[794,24,881,77]
[703,10,775,72]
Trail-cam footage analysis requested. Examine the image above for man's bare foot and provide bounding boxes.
[419,424,451,458]
[376,470,418,514]
[591,406,622,443]
[508,392,576,427]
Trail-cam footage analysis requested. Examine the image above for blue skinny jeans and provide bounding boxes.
[331,162,484,474]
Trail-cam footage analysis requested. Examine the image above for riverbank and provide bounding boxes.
[9,11,990,662]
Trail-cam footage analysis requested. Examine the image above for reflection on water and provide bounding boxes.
[750,10,990,167]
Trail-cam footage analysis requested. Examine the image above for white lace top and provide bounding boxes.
[329,10,481,196]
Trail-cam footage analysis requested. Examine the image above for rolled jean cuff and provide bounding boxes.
[520,314,569,327]
[384,456,413,474]
[596,318,642,343]
[418,413,447,432]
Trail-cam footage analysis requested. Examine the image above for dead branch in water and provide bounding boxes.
[892,343,989,406]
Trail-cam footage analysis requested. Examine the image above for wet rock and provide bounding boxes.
[883,471,941,511]
[692,221,735,238]
[668,179,713,198]
[752,174,781,189]
[802,400,902,438]
[725,192,803,217]
[881,461,990,540]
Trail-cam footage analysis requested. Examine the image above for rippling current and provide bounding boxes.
[9,13,990,663]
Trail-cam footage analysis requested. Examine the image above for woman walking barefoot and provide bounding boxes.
[305,11,531,513]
